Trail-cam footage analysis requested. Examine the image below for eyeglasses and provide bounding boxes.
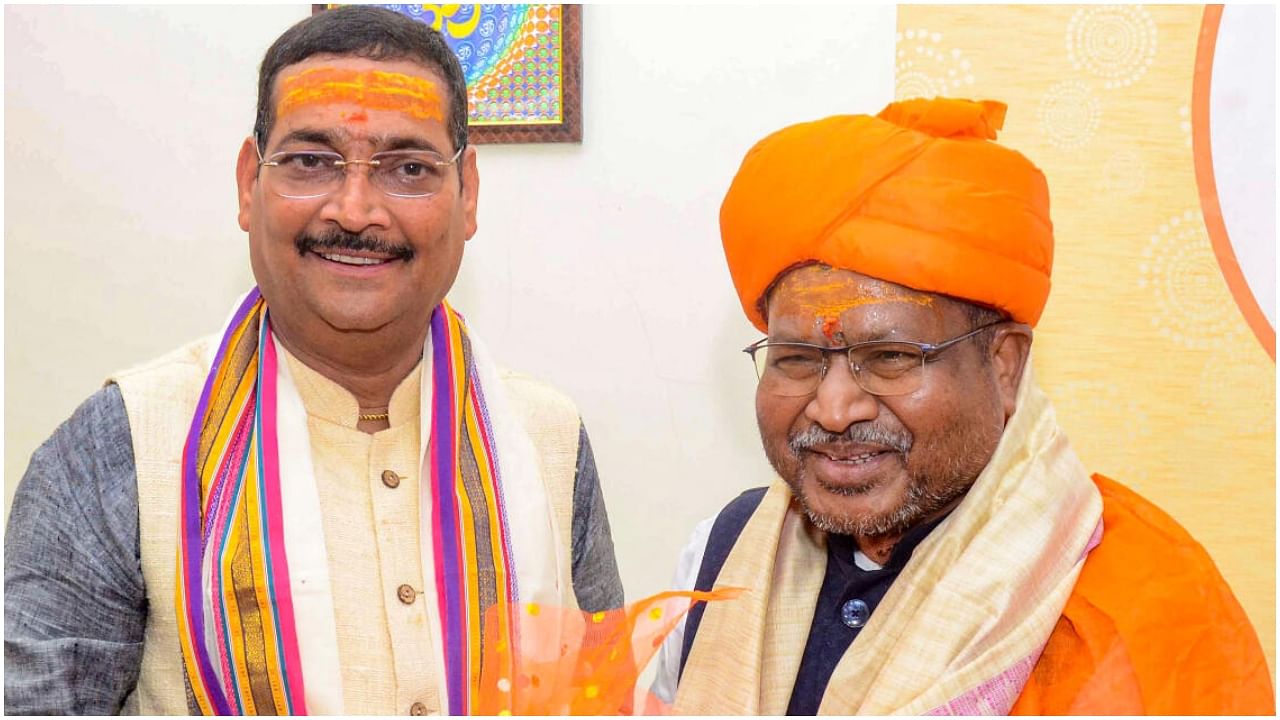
[743,321,1006,398]
[256,145,464,199]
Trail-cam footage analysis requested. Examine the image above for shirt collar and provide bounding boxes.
[826,511,952,575]
[277,342,423,429]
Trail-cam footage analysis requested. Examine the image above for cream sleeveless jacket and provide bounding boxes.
[111,336,582,715]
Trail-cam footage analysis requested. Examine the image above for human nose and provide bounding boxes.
[318,162,392,232]
[804,352,879,432]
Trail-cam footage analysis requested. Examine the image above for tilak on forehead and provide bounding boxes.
[276,67,444,122]
[776,273,935,340]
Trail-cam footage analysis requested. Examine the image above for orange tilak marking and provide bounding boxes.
[789,278,934,314]
[801,294,934,318]
[821,316,840,341]
[789,282,935,338]
[277,67,443,121]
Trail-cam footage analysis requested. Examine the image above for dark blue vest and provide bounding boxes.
[677,487,944,715]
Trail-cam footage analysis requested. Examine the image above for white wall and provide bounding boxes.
[1210,4,1276,329]
[4,5,896,602]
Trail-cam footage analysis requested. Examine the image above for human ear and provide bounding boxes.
[989,323,1033,419]
[459,145,479,240]
[235,136,258,233]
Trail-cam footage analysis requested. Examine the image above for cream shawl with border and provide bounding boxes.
[675,362,1103,715]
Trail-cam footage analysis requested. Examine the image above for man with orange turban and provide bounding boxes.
[652,97,1273,714]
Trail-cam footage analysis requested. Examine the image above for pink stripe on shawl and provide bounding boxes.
[926,517,1106,715]
[258,328,308,713]
[926,653,1039,715]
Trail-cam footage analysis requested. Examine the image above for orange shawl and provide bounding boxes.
[1014,474,1274,714]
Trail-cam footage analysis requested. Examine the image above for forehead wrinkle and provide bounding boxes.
[776,268,934,305]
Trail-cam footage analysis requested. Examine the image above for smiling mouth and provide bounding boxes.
[817,450,888,465]
[313,251,397,266]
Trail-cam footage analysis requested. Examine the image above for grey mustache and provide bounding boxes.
[789,424,912,455]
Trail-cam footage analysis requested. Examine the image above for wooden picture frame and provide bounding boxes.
[313,5,582,144]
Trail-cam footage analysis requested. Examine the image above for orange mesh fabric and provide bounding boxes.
[1012,475,1274,715]
[473,587,743,715]
[719,97,1053,331]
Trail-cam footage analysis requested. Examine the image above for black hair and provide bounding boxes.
[253,6,468,153]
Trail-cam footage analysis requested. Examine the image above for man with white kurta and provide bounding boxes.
[5,7,622,715]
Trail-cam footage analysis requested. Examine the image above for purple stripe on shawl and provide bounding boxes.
[179,288,260,715]
[428,305,467,714]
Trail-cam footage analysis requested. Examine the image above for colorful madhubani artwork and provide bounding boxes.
[320,4,582,143]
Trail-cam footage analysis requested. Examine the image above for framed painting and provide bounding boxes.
[313,4,582,144]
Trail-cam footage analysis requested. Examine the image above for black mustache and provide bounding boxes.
[295,230,414,261]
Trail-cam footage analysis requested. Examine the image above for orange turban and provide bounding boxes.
[720,97,1053,331]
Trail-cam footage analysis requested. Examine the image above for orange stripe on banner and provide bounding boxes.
[1192,4,1275,360]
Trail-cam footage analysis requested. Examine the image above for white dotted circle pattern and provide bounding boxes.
[1195,345,1276,436]
[1037,80,1102,150]
[895,28,975,100]
[1138,209,1238,349]
[1066,5,1158,90]
[1101,149,1146,197]
[1177,105,1192,147]
[1051,379,1152,482]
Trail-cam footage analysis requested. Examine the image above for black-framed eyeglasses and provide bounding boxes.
[256,144,464,199]
[743,321,1007,398]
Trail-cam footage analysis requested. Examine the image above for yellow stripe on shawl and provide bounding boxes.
[466,407,513,691]
[243,442,290,713]
[218,446,288,715]
[175,556,214,714]
[197,323,258,484]
[220,478,255,714]
[200,364,257,498]
[196,374,260,713]
[444,309,486,689]
[455,460,482,690]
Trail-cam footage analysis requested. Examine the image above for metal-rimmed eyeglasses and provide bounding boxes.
[256,144,464,199]
[743,321,1006,398]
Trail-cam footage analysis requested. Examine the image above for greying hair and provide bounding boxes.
[961,301,1009,364]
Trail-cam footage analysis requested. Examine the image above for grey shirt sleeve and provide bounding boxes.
[4,389,623,713]
[4,383,146,715]
[568,422,625,612]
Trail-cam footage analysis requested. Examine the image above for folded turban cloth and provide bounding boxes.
[720,97,1053,332]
